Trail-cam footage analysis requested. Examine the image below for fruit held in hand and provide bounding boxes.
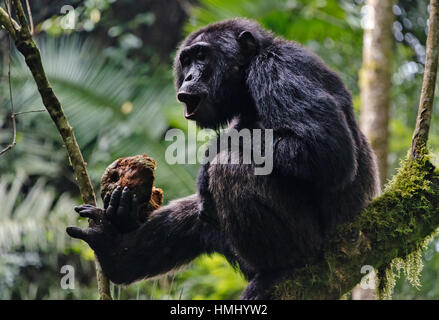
[100,154,163,223]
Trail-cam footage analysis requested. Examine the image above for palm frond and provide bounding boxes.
[0,174,78,253]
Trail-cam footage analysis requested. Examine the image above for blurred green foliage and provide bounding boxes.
[0,0,438,300]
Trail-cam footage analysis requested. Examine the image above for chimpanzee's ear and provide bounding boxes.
[238,31,258,56]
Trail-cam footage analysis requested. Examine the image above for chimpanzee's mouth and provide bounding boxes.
[177,92,202,119]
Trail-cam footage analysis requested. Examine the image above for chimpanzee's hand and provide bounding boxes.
[68,186,140,238]
[66,208,119,254]
[102,186,140,233]
[66,187,141,275]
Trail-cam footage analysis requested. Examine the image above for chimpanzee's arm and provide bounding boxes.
[67,192,217,285]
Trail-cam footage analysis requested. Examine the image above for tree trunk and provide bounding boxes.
[355,0,395,300]
[360,0,395,188]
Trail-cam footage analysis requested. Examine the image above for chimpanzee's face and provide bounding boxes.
[174,31,257,129]
[176,39,215,127]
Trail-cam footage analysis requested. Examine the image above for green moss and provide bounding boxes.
[273,150,439,300]
[370,151,439,299]
[376,227,438,299]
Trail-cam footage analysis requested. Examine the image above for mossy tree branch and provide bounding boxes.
[274,154,439,299]
[0,0,112,300]
[274,0,439,299]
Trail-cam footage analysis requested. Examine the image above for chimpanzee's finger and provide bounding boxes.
[74,204,95,212]
[76,208,102,221]
[106,186,122,220]
[66,226,94,243]
[103,192,111,209]
[130,194,139,224]
[117,187,132,218]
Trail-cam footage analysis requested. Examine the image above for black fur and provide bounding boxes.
[67,19,380,300]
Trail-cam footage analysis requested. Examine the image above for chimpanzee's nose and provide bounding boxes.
[184,74,193,82]
[177,92,198,104]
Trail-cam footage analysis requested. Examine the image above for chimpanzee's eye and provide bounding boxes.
[196,50,206,61]
[180,55,190,67]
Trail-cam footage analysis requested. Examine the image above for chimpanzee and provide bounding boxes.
[67,18,380,299]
